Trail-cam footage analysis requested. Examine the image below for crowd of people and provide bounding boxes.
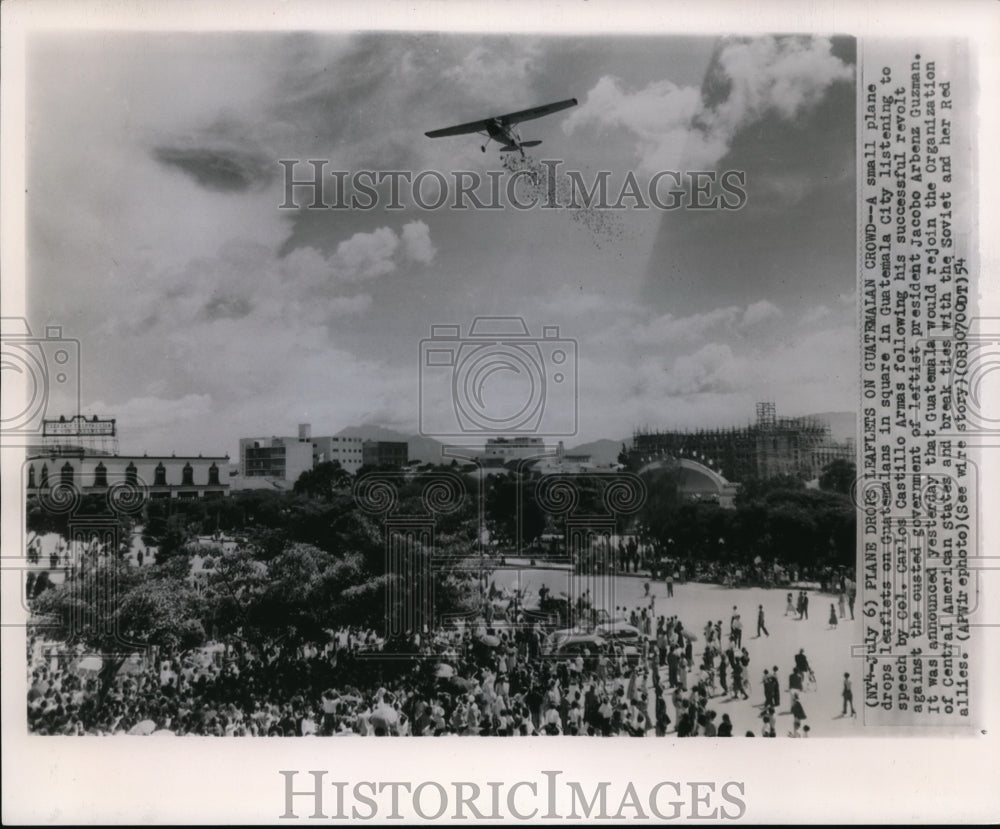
[27,577,851,738]
[563,538,851,596]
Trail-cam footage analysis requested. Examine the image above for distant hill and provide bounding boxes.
[804,411,856,443]
[565,438,629,466]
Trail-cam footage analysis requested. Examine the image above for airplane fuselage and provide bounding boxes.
[486,119,519,150]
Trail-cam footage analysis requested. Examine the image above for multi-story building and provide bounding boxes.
[238,424,375,485]
[310,433,364,473]
[361,440,409,469]
[239,432,313,483]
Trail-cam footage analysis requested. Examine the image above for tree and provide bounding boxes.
[734,474,806,505]
[484,473,544,548]
[294,461,352,499]
[636,466,683,551]
[819,459,857,496]
[149,514,193,563]
[27,493,135,552]
[31,557,205,698]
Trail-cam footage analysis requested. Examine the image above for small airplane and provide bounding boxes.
[425,97,578,157]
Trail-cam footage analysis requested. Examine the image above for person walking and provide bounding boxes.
[667,645,679,689]
[790,692,807,733]
[666,571,674,598]
[828,603,838,629]
[785,592,795,616]
[756,604,769,638]
[731,658,748,700]
[841,672,856,717]
[762,669,774,707]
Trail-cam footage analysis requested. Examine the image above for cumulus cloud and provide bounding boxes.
[626,299,783,346]
[661,342,746,395]
[440,40,541,106]
[537,284,640,318]
[566,35,853,171]
[122,220,435,336]
[631,306,740,345]
[740,299,782,327]
[401,220,436,264]
[332,227,401,282]
[801,304,831,324]
[30,33,855,455]
[708,36,854,130]
[564,76,712,171]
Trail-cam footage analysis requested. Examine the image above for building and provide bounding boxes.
[239,433,313,483]
[26,452,229,499]
[527,441,596,475]
[238,425,410,486]
[310,433,364,473]
[628,402,855,483]
[362,440,409,469]
[26,415,229,499]
[238,424,369,485]
[481,436,547,461]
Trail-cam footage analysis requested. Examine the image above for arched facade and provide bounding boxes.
[638,456,739,508]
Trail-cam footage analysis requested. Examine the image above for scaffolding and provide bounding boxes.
[630,403,851,482]
[755,401,776,429]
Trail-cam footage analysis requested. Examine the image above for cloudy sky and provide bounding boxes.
[27,32,857,456]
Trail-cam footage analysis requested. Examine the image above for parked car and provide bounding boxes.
[544,633,607,667]
[594,622,643,661]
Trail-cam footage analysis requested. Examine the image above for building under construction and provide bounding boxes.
[628,402,854,483]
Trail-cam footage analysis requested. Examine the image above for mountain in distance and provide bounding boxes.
[565,438,629,466]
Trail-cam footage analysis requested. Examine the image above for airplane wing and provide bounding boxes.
[425,119,492,138]
[497,98,578,125]
[425,98,578,138]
